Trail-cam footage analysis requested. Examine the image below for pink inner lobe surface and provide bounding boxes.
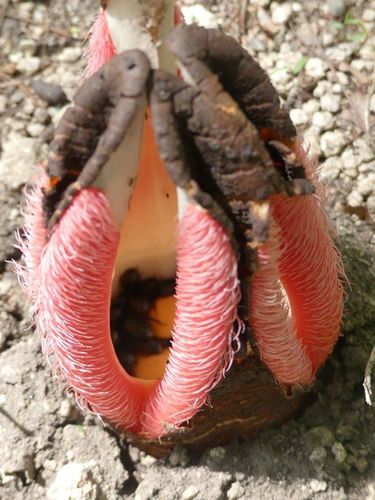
[39,188,147,433]
[143,205,241,436]
[21,185,239,437]
[250,193,344,385]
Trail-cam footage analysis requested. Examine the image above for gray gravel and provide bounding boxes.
[0,0,375,499]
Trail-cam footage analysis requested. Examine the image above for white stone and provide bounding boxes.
[16,56,41,75]
[302,99,320,115]
[59,399,73,418]
[292,2,302,12]
[313,80,331,98]
[227,481,245,499]
[347,190,363,207]
[181,5,218,28]
[357,174,375,196]
[44,460,58,472]
[22,99,35,116]
[359,45,374,61]
[322,32,335,46]
[321,94,341,113]
[248,36,266,53]
[182,485,199,500]
[303,127,321,157]
[0,133,40,189]
[312,111,334,130]
[47,462,99,500]
[259,54,276,70]
[332,442,348,464]
[320,130,347,157]
[353,138,375,162]
[33,26,44,39]
[19,38,37,57]
[33,107,49,124]
[345,168,359,179]
[252,0,270,6]
[8,51,22,64]
[33,4,48,23]
[26,123,45,138]
[3,117,25,133]
[0,364,19,384]
[363,9,375,22]
[351,59,373,72]
[319,157,341,183]
[257,8,278,36]
[332,83,343,94]
[128,446,140,463]
[305,57,328,79]
[290,108,308,126]
[310,479,328,493]
[326,43,356,62]
[0,279,14,297]
[341,148,360,170]
[57,47,82,63]
[336,71,349,86]
[326,0,347,17]
[271,2,293,24]
[140,454,157,466]
[280,43,294,55]
[209,447,226,460]
[359,161,375,174]
[270,67,291,86]
[18,1,34,17]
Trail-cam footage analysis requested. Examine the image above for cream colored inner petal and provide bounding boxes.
[112,118,178,293]
[103,116,178,381]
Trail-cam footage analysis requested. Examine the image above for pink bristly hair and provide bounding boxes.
[14,174,47,320]
[17,182,240,437]
[249,142,344,386]
[84,9,116,79]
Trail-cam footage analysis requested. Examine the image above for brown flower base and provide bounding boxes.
[125,354,303,457]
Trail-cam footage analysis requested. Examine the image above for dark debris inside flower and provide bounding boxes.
[110,269,175,375]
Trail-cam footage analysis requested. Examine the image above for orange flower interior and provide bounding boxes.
[108,121,309,382]
[111,117,178,381]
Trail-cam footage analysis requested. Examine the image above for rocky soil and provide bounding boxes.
[0,0,374,499]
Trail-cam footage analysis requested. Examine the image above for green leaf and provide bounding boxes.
[291,56,308,75]
[76,424,86,436]
[346,32,367,42]
[331,21,344,30]
[344,12,361,26]
[70,26,80,36]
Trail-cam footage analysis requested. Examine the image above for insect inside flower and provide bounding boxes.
[16,0,344,446]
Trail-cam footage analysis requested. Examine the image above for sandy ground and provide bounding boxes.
[0,0,375,498]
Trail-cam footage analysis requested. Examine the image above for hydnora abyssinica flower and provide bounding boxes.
[16,0,344,451]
